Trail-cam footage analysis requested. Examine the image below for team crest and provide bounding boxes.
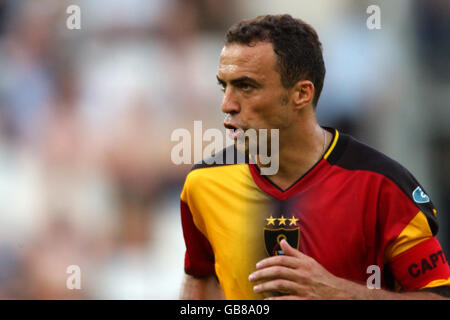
[264,215,299,256]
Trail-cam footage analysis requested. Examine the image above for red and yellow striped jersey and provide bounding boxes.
[180,128,450,299]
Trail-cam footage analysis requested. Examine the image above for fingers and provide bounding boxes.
[253,279,309,297]
[250,240,320,298]
[249,265,298,283]
[255,240,311,270]
[255,254,299,270]
[279,239,302,257]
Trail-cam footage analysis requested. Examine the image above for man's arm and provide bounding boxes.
[180,197,219,298]
[180,274,226,300]
[249,239,449,300]
[330,276,448,300]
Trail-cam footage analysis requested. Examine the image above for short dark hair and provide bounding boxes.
[225,14,326,107]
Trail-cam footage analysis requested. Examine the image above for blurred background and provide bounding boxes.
[0,0,448,299]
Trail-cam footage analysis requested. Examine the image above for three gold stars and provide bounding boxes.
[266,215,299,226]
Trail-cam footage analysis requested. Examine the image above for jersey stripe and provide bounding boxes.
[323,129,339,159]
[385,211,433,262]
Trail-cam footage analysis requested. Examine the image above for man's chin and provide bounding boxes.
[234,139,248,155]
[234,138,257,159]
[231,127,273,160]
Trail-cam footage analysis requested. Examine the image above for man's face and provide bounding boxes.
[217,42,291,149]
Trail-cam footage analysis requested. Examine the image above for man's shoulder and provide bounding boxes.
[183,145,250,189]
[190,144,250,172]
[329,131,437,229]
[181,145,251,202]
[328,132,413,183]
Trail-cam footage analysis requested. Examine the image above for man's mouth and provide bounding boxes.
[224,122,244,140]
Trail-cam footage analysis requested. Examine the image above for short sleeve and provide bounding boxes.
[379,178,450,291]
[180,199,215,277]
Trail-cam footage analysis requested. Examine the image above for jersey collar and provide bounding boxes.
[249,128,339,200]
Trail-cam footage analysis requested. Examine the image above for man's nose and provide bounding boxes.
[221,88,240,114]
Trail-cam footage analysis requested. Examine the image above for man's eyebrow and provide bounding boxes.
[216,75,260,86]
[216,75,226,85]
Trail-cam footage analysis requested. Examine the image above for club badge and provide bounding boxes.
[264,215,299,256]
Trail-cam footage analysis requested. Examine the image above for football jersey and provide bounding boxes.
[180,128,450,299]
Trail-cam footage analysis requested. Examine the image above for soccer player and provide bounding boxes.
[179,14,450,299]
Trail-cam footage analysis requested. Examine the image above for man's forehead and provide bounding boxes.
[218,42,277,77]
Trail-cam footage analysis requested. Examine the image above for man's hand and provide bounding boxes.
[249,239,351,299]
[249,239,449,300]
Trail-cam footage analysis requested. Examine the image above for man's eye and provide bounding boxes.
[239,83,253,91]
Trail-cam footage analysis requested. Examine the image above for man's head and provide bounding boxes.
[224,14,325,107]
[217,14,325,154]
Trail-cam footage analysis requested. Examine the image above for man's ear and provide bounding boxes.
[291,80,314,110]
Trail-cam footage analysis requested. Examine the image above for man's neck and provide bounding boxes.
[257,123,332,191]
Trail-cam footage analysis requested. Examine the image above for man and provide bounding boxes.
[179,14,450,299]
